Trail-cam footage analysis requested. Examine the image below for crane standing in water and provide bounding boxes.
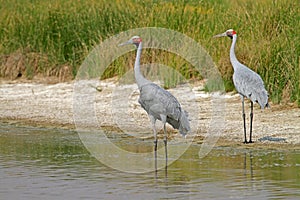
[119,36,190,156]
[214,29,269,143]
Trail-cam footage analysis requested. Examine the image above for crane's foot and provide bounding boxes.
[243,140,254,144]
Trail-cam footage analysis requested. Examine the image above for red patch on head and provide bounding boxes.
[232,30,237,35]
[134,37,142,43]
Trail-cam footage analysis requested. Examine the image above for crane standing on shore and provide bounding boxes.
[119,36,190,156]
[214,29,269,143]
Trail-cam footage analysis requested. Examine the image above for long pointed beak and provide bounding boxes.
[213,32,227,38]
[118,41,131,46]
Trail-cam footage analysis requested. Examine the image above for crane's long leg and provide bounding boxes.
[149,115,158,152]
[249,101,254,143]
[160,115,168,161]
[154,149,158,176]
[150,116,158,174]
[242,97,247,143]
[163,123,168,161]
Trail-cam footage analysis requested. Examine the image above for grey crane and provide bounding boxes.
[119,36,190,155]
[214,29,269,143]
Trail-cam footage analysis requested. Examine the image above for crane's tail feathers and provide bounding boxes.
[265,102,270,108]
[184,110,189,117]
[260,101,270,109]
[179,109,191,137]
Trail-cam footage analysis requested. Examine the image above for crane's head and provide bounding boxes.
[213,29,237,39]
[119,36,142,48]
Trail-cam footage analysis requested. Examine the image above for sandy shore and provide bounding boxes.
[1,78,299,149]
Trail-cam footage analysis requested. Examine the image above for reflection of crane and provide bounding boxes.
[119,36,190,155]
[214,29,269,143]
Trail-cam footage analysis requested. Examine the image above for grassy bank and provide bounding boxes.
[0,0,299,105]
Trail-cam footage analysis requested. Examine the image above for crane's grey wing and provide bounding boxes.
[233,65,269,109]
[138,83,190,136]
[138,83,181,120]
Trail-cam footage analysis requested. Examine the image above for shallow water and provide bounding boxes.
[0,123,299,199]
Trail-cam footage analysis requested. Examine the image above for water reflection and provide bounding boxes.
[154,149,167,180]
[0,123,300,199]
[244,151,253,179]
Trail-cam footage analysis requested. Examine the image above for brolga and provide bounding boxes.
[214,29,269,143]
[119,36,190,157]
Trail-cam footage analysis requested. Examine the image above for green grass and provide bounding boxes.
[0,0,299,106]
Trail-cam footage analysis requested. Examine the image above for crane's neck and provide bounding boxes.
[229,34,240,71]
[134,42,149,89]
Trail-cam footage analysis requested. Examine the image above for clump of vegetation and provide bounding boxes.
[0,0,299,106]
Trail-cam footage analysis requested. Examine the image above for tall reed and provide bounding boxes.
[0,0,299,105]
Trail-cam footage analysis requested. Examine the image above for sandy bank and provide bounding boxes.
[1,78,299,149]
